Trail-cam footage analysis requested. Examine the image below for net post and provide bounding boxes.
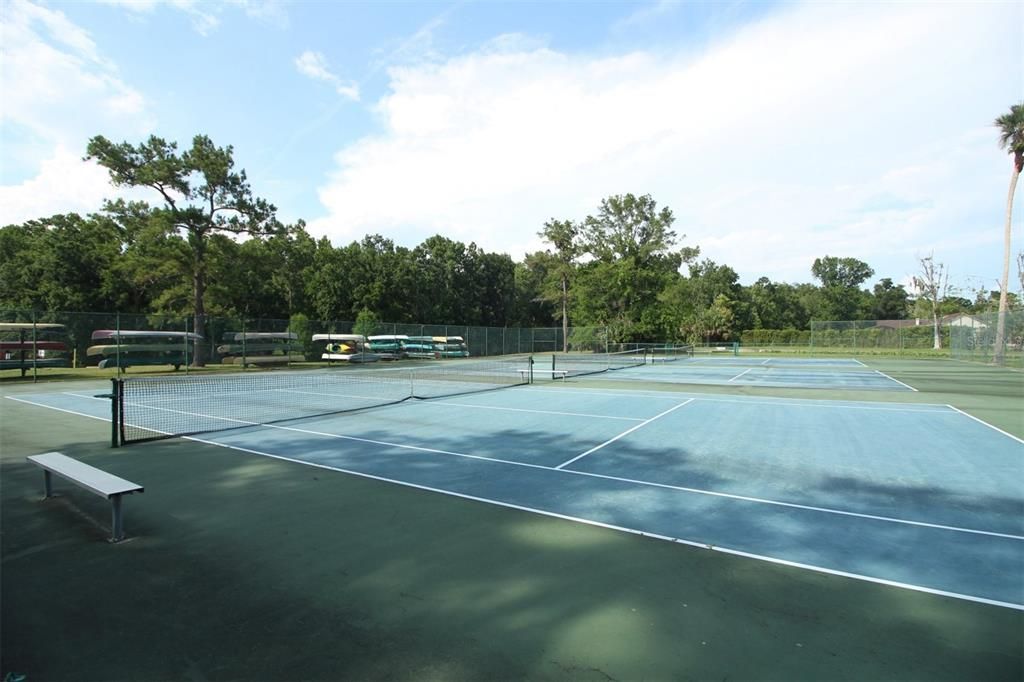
[529,355,534,384]
[109,377,120,448]
[115,313,121,377]
[31,316,38,383]
[185,315,191,373]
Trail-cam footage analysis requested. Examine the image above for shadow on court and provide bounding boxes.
[2,388,1022,682]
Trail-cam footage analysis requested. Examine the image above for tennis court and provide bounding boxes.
[9,362,1022,609]
[545,353,917,390]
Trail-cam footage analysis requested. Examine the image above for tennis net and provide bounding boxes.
[550,348,646,377]
[647,344,694,362]
[114,358,529,445]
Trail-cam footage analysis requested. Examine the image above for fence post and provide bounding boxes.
[184,316,190,374]
[31,314,38,383]
[115,313,122,376]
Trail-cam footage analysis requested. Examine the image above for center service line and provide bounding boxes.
[728,367,754,382]
[554,398,695,470]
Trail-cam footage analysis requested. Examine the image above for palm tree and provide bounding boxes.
[994,103,1024,364]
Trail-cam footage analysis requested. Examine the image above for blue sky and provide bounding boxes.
[1,0,1021,298]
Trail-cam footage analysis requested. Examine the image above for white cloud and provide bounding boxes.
[100,0,288,33]
[613,0,679,31]
[99,0,219,35]
[0,147,116,225]
[0,0,154,219]
[309,1,1021,287]
[295,50,360,101]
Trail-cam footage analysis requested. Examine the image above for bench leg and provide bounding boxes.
[42,470,53,498]
[110,495,125,543]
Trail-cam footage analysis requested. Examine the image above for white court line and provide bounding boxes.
[5,395,111,423]
[761,359,770,365]
[853,358,869,367]
[166,433,1024,611]
[946,405,1024,445]
[555,399,695,469]
[10,393,1022,543]
[521,386,955,413]
[410,401,645,421]
[873,369,918,392]
[691,395,951,414]
[63,391,115,402]
[727,368,754,382]
[243,419,1024,540]
[120,390,646,426]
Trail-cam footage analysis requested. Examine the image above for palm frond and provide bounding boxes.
[995,102,1024,152]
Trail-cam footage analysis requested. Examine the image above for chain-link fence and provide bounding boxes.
[809,319,950,351]
[949,310,1024,367]
[0,308,612,379]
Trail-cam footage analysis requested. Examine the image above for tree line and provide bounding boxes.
[0,133,1017,349]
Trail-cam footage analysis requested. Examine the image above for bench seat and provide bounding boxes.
[517,368,568,381]
[26,452,144,542]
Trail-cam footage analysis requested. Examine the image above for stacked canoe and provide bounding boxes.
[1,323,70,372]
[401,336,437,359]
[364,335,470,359]
[366,335,407,360]
[432,336,469,358]
[218,332,305,366]
[313,333,380,363]
[87,330,202,369]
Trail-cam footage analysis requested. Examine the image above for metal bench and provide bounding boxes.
[26,452,144,542]
[517,368,569,381]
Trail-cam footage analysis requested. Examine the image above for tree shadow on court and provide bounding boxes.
[3,400,1023,681]
[813,474,1023,533]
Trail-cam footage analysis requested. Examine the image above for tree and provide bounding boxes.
[538,219,580,352]
[870,278,910,320]
[662,259,747,342]
[1018,251,1024,298]
[353,308,381,337]
[811,256,874,320]
[412,235,471,324]
[306,237,354,322]
[0,213,133,312]
[994,103,1024,364]
[85,134,281,365]
[515,253,558,327]
[747,277,811,330]
[575,194,691,341]
[476,252,516,327]
[912,254,949,350]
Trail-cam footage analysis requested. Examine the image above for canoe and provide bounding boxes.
[220,354,306,365]
[0,323,65,331]
[0,341,68,351]
[313,334,367,342]
[87,344,195,356]
[216,342,304,354]
[98,356,188,369]
[321,353,381,363]
[91,330,203,341]
[221,332,298,342]
[0,358,69,370]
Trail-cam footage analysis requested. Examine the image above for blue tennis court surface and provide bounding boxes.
[576,356,914,390]
[9,382,1022,608]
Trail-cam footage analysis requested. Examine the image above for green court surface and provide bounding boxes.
[1,356,1022,681]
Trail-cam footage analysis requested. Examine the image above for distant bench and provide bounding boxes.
[26,452,144,542]
[517,368,568,381]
